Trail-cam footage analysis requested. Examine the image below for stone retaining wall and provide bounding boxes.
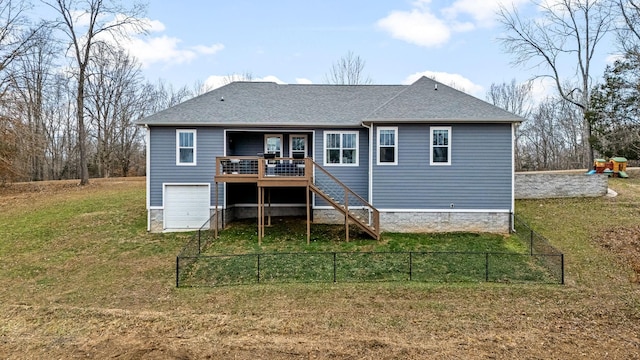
[515,172,608,199]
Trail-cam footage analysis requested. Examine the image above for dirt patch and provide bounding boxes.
[596,225,640,283]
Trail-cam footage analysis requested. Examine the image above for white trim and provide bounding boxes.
[511,122,516,230]
[149,206,163,210]
[264,134,283,157]
[145,126,151,231]
[289,134,307,157]
[176,129,197,166]
[377,208,511,213]
[430,126,451,166]
[376,126,398,165]
[323,130,359,166]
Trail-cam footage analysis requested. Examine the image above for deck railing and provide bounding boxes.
[215,156,311,181]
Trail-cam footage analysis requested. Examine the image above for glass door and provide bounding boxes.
[264,134,282,158]
[289,134,307,159]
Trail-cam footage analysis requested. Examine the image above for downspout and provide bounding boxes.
[145,125,151,232]
[511,122,515,231]
[362,122,373,223]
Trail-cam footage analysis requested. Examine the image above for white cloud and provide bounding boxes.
[94,16,224,68]
[529,77,557,105]
[377,9,451,47]
[403,71,484,96]
[296,78,313,84]
[605,53,624,64]
[192,44,225,55]
[378,0,529,47]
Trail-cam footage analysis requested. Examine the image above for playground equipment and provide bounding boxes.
[588,157,629,178]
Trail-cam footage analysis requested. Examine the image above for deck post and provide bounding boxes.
[258,186,262,245]
[267,188,272,227]
[214,181,219,239]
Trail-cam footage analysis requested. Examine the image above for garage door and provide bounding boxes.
[164,185,211,230]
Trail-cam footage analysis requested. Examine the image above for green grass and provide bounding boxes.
[178,218,558,286]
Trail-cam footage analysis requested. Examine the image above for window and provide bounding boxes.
[377,127,397,165]
[176,130,196,165]
[290,134,307,158]
[324,131,358,165]
[430,127,451,165]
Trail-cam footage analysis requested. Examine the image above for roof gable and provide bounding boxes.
[364,77,523,123]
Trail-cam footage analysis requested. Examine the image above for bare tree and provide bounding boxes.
[486,79,532,118]
[486,79,533,170]
[498,0,614,167]
[0,0,43,96]
[8,29,59,181]
[617,0,640,52]
[325,51,372,85]
[42,0,147,185]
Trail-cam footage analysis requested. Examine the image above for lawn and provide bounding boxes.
[179,218,558,286]
[0,176,639,359]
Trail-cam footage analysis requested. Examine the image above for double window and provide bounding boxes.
[176,129,196,165]
[377,127,397,165]
[430,126,451,165]
[324,131,358,165]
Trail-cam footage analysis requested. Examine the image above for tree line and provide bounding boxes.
[0,0,202,183]
[2,0,640,183]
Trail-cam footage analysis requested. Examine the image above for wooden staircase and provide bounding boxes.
[309,160,380,241]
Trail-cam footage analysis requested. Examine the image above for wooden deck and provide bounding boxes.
[213,156,380,244]
[214,156,312,187]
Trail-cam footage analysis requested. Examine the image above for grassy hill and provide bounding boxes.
[0,176,639,359]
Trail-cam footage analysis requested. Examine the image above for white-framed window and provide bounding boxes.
[324,131,358,166]
[289,134,307,158]
[430,126,451,165]
[377,127,397,165]
[176,129,196,165]
[264,134,283,157]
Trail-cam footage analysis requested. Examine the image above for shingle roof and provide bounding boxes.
[137,77,523,126]
[364,76,524,123]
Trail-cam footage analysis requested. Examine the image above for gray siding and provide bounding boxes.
[372,123,512,209]
[313,128,369,204]
[149,127,224,207]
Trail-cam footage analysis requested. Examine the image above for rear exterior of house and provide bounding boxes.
[139,77,522,234]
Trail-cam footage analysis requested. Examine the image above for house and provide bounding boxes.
[137,76,523,240]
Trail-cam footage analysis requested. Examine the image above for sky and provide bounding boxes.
[109,0,617,100]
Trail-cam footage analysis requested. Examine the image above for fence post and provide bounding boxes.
[409,252,413,281]
[257,254,261,283]
[485,253,489,282]
[530,229,534,255]
[561,254,565,285]
[176,257,180,288]
[333,252,337,283]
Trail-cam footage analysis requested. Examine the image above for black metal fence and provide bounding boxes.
[175,212,217,286]
[176,214,564,287]
[512,214,565,284]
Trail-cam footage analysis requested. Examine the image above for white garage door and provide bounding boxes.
[164,185,211,230]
